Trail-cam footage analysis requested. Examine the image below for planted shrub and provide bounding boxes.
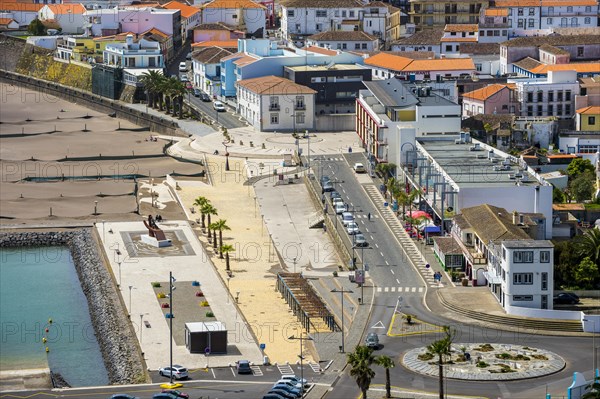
[152,282,161,288]
[200,300,209,307]
[206,311,214,317]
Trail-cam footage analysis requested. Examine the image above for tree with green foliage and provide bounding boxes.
[347,345,376,399]
[201,203,218,237]
[553,241,580,289]
[567,158,594,179]
[375,163,396,178]
[574,257,600,289]
[576,228,600,266]
[375,355,395,398]
[193,196,209,228]
[582,379,600,399]
[27,19,46,35]
[212,219,231,258]
[427,326,455,399]
[220,244,235,271]
[553,187,566,203]
[570,171,595,203]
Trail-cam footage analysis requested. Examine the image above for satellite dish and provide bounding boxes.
[446,207,454,213]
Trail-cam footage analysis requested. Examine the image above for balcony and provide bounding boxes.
[480,22,510,28]
[269,104,280,111]
[294,103,305,110]
[542,11,597,16]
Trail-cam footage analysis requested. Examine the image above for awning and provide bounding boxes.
[424,226,441,234]
[483,271,501,285]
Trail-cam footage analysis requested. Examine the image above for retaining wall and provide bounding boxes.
[0,229,148,385]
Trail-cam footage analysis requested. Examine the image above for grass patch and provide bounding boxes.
[476,361,489,368]
[418,353,434,361]
[532,354,548,360]
[495,353,530,361]
[475,344,494,352]
[151,282,161,288]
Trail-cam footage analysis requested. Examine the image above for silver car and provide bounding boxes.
[158,365,188,380]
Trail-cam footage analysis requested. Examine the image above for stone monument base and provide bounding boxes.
[141,234,172,248]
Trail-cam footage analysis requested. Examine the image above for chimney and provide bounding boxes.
[512,210,519,225]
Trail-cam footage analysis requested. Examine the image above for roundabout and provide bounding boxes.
[403,343,566,381]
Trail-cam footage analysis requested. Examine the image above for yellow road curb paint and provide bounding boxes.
[362,384,490,399]
[387,313,445,337]
[159,382,183,389]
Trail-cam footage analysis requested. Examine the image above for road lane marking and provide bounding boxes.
[385,260,389,265]
[374,243,379,248]
[396,278,400,284]
[390,269,395,274]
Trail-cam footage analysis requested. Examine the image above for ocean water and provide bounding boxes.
[0,246,109,387]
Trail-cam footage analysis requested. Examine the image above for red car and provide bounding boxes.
[185,82,193,90]
[161,389,189,398]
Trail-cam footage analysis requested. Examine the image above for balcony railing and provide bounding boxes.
[542,11,597,16]
[294,103,305,110]
[269,104,280,111]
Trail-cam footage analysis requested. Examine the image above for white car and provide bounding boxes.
[332,197,344,207]
[281,374,309,387]
[353,162,366,173]
[178,62,187,72]
[158,365,188,380]
[213,101,226,112]
[342,212,354,226]
[346,222,360,235]
[334,203,346,214]
[274,379,302,389]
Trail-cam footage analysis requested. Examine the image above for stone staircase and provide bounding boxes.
[308,211,324,229]
[437,290,583,333]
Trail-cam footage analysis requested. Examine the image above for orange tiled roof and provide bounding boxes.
[547,153,579,158]
[201,0,266,9]
[576,106,600,114]
[236,75,316,95]
[0,17,16,25]
[495,0,597,6]
[192,39,238,48]
[45,3,86,14]
[93,31,135,41]
[402,57,475,72]
[530,62,600,74]
[365,52,413,71]
[0,1,44,11]
[141,27,169,38]
[440,37,478,42]
[444,24,478,32]
[233,53,259,66]
[124,2,160,7]
[484,8,509,16]
[161,1,199,19]
[305,45,338,56]
[463,84,511,101]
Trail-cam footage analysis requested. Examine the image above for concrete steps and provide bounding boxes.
[437,291,583,333]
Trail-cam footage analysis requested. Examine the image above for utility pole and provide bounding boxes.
[331,287,353,352]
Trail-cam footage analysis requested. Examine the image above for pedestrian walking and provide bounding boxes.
[367,212,371,221]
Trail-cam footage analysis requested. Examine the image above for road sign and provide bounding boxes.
[371,321,386,329]
[260,343,266,350]
[425,263,430,269]
[205,347,210,355]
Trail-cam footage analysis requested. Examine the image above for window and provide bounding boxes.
[580,144,599,153]
[577,46,584,56]
[269,96,279,110]
[557,104,562,115]
[316,10,327,18]
[527,92,533,102]
[541,272,548,290]
[355,43,361,50]
[565,90,571,101]
[295,113,305,124]
[585,6,592,11]
[334,10,339,17]
[517,8,523,15]
[513,295,533,301]
[287,10,294,17]
[475,63,482,71]
[548,6,554,14]
[548,91,554,102]
[537,105,543,116]
[537,91,543,102]
[513,251,534,263]
[446,45,453,51]
[342,10,346,17]
[361,43,367,49]
[295,96,304,109]
[557,91,563,101]
[513,272,533,284]
[589,116,597,125]
[480,30,486,36]
[548,104,553,114]
[527,105,533,116]
[547,18,552,24]
[540,250,550,263]
[316,23,322,31]
[518,19,524,28]
[529,7,535,15]
[270,113,278,124]
[502,104,508,110]
[349,10,355,17]
[295,24,301,32]
[585,17,591,24]
[567,6,573,12]
[565,104,571,115]
[528,19,535,27]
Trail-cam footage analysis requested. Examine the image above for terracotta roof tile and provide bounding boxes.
[192,46,233,64]
[194,22,237,31]
[201,0,265,9]
[402,57,475,72]
[444,24,479,32]
[161,1,199,19]
[393,27,444,46]
[531,62,600,74]
[440,37,478,42]
[0,1,44,12]
[192,39,238,48]
[495,0,597,5]
[513,56,543,71]
[459,204,531,244]
[308,30,377,41]
[502,34,600,47]
[45,4,86,14]
[236,75,317,95]
[232,53,259,66]
[459,43,500,54]
[433,236,463,255]
[304,45,338,56]
[576,106,600,114]
[0,17,16,25]
[463,84,512,101]
[281,0,363,7]
[539,44,569,55]
[365,52,413,71]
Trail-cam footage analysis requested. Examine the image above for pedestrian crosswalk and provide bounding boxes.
[355,214,379,219]
[376,286,424,293]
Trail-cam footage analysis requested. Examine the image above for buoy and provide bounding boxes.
[42,337,47,343]
[45,328,49,333]
[48,318,53,324]
[45,347,49,353]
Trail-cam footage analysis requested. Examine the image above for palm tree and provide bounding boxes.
[427,326,455,399]
[582,378,600,399]
[193,196,209,228]
[201,203,218,237]
[139,70,164,109]
[397,188,420,219]
[212,219,231,258]
[385,177,398,202]
[209,222,218,250]
[375,355,395,398]
[575,228,600,266]
[221,244,235,271]
[375,162,396,178]
[347,345,376,399]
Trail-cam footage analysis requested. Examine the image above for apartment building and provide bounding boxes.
[192,46,233,97]
[440,24,479,55]
[201,0,266,38]
[38,3,86,34]
[161,1,200,42]
[103,34,164,68]
[477,8,509,43]
[306,30,379,52]
[366,52,476,80]
[462,83,517,117]
[408,0,489,30]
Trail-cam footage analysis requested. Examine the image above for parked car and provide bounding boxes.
[178,62,187,72]
[158,365,188,380]
[274,379,302,389]
[346,222,360,235]
[332,197,344,207]
[200,92,212,102]
[365,332,379,348]
[185,52,192,60]
[553,293,580,305]
[353,163,366,173]
[236,360,252,374]
[271,384,301,397]
[213,101,226,112]
[263,394,288,399]
[330,190,340,199]
[320,175,330,185]
[110,395,139,399]
[341,212,354,226]
[322,181,334,192]
[354,233,368,247]
[267,389,298,399]
[334,203,346,214]
[161,390,189,398]
[180,74,189,82]
[280,375,308,387]
[185,81,193,89]
[193,88,202,97]
[153,394,178,399]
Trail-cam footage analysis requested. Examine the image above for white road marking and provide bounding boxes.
[374,243,379,248]
[390,269,395,275]
[385,260,389,265]
[396,278,400,284]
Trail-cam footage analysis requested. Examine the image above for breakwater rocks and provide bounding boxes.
[0,229,147,385]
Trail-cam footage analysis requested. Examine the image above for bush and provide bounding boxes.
[152,282,161,288]
[532,354,548,360]
[157,292,166,298]
[200,300,209,307]
[418,353,434,361]
[476,344,494,352]
[476,361,489,368]
[332,271,338,277]
[206,311,214,317]
[405,315,412,324]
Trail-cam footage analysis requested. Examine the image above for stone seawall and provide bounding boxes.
[0,229,147,385]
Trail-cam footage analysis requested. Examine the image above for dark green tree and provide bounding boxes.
[582,379,600,399]
[553,187,566,203]
[575,228,600,266]
[567,158,594,179]
[27,19,46,35]
[375,355,395,398]
[574,257,599,289]
[427,326,455,399]
[570,171,595,203]
[347,345,376,399]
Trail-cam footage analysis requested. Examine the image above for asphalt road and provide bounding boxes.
[313,153,596,399]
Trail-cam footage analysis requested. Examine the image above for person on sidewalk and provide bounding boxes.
[367,212,371,221]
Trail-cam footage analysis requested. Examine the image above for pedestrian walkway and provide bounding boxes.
[362,184,442,288]
[376,286,425,293]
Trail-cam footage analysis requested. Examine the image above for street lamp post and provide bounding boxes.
[118,261,122,287]
[223,141,230,171]
[289,333,313,396]
[168,272,176,385]
[94,200,98,223]
[583,318,598,374]
[331,288,353,353]
[140,313,145,344]
[128,285,133,315]
[102,220,106,242]
[293,257,297,274]
[354,245,373,304]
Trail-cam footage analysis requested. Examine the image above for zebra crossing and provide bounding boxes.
[376,286,425,293]
[354,213,379,219]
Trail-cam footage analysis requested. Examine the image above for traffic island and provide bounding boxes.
[403,343,565,381]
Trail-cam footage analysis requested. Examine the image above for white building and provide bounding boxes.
[558,131,600,162]
[192,46,233,97]
[512,70,581,119]
[0,3,44,27]
[38,4,87,34]
[103,34,164,68]
[366,52,476,81]
[440,24,479,57]
[236,75,316,132]
[201,0,266,38]
[478,8,510,43]
[161,1,201,42]
[306,30,379,52]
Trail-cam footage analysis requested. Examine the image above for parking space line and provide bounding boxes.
[251,365,263,376]
[396,278,400,284]
[212,369,216,379]
[230,367,236,377]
